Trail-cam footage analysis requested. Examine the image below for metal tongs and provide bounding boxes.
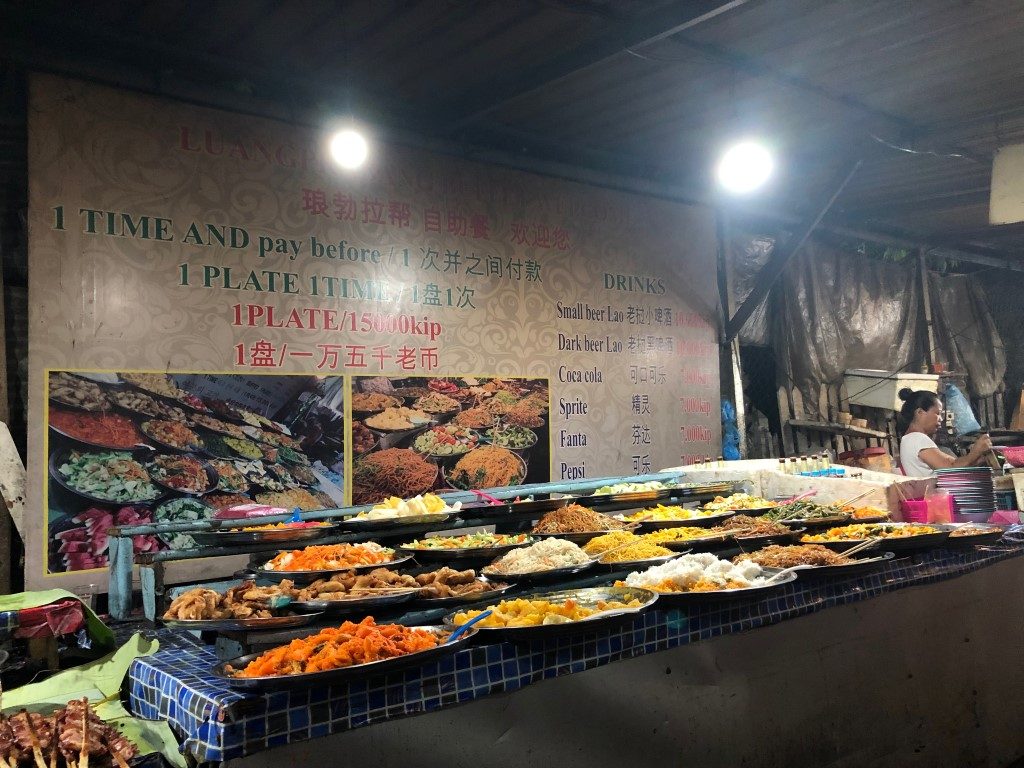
[777,489,818,505]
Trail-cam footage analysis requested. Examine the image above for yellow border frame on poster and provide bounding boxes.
[43,370,553,579]
[42,368,353,577]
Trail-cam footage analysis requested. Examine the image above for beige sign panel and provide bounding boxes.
[990,143,1024,225]
[27,74,721,590]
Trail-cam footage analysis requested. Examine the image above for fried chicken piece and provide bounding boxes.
[328,572,357,588]
[164,588,221,619]
[223,583,251,605]
[242,580,296,601]
[228,603,256,619]
[309,580,347,596]
[418,583,446,598]
[351,568,418,589]
[435,567,476,586]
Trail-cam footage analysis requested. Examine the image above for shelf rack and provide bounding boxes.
[107,471,712,620]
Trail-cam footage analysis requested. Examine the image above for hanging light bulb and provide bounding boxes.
[716,140,773,194]
[329,128,369,169]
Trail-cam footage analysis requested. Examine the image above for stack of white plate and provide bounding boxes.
[935,467,995,520]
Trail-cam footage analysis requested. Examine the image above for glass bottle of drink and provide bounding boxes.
[778,458,787,474]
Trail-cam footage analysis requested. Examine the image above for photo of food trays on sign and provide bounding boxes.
[351,376,550,504]
[46,371,346,573]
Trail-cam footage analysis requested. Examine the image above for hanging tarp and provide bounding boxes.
[929,272,1007,397]
[772,241,923,419]
[727,232,774,346]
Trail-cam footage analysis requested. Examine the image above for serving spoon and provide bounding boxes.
[446,609,492,643]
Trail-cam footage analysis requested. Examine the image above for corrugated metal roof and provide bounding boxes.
[3,0,1024,255]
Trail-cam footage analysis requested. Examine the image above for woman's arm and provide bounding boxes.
[917,434,993,470]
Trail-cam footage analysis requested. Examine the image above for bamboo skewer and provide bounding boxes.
[22,710,47,768]
[836,488,876,508]
[111,750,130,768]
[78,699,88,768]
[49,717,58,768]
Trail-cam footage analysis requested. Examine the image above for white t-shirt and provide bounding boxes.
[900,432,938,477]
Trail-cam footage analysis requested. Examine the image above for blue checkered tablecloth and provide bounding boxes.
[127,543,1024,763]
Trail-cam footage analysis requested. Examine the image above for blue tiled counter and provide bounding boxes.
[127,543,1023,764]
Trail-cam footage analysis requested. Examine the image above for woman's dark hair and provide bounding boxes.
[897,388,940,433]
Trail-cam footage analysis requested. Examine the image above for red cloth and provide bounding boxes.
[13,599,85,639]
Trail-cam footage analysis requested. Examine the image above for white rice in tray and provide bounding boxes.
[488,538,590,574]
[623,552,767,591]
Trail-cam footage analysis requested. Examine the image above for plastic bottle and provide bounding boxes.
[778,458,787,474]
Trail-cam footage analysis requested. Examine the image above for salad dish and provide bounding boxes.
[146,453,217,495]
[399,532,534,561]
[153,497,216,549]
[51,449,163,504]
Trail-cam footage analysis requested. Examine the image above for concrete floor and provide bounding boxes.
[229,558,1024,768]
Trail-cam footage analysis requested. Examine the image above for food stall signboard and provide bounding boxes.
[26,74,721,589]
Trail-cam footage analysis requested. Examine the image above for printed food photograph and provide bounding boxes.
[350,376,550,504]
[46,371,346,573]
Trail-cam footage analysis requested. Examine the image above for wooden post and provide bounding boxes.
[0,247,11,595]
[716,210,747,458]
[919,250,937,367]
[0,425,22,597]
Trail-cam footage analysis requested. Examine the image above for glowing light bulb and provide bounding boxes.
[716,141,773,194]
[329,129,369,169]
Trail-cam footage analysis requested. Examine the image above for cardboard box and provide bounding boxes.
[844,369,940,411]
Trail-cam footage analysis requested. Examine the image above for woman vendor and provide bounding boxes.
[898,388,992,477]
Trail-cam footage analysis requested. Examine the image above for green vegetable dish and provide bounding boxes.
[224,437,263,460]
[154,498,214,549]
[484,425,537,450]
[202,433,238,459]
[278,445,310,465]
[762,502,846,521]
[57,450,161,502]
[412,425,479,456]
[209,460,249,493]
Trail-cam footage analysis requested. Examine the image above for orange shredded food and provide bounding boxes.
[264,543,393,571]
[233,616,442,677]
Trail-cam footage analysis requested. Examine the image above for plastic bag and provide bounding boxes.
[721,400,741,460]
[945,382,982,435]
